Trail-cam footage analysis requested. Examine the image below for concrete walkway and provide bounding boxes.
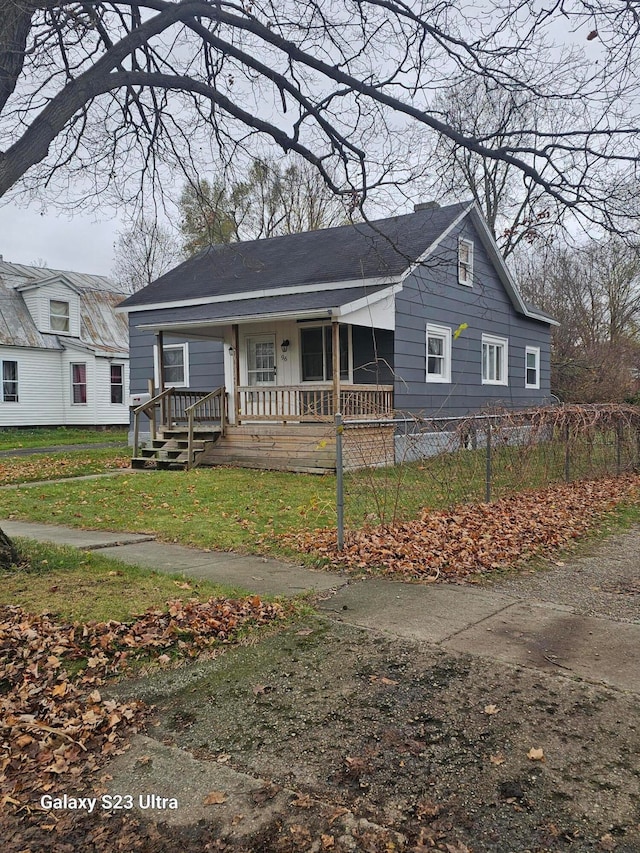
[1,519,341,598]
[3,518,639,694]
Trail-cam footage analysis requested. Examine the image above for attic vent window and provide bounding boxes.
[50,299,70,332]
[458,238,473,286]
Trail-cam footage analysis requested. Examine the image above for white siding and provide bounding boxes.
[95,358,130,424]
[0,347,65,426]
[0,346,130,427]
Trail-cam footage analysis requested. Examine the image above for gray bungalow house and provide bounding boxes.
[118,201,556,471]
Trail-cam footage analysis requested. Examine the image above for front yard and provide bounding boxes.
[2,446,640,852]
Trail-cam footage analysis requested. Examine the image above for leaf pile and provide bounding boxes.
[0,451,129,486]
[0,595,284,801]
[285,476,640,579]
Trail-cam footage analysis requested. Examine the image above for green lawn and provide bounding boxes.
[0,426,128,450]
[0,467,337,560]
[0,435,637,561]
[3,539,254,623]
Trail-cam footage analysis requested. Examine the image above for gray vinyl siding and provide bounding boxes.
[393,220,552,417]
[128,307,224,395]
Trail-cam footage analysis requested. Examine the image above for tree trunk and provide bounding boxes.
[0,526,19,570]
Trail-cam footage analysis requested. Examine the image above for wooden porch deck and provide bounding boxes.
[131,384,395,472]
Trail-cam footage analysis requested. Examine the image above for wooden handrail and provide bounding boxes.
[133,387,175,457]
[184,386,226,469]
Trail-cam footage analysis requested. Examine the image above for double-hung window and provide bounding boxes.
[426,324,452,383]
[458,238,473,285]
[300,326,349,382]
[71,363,87,403]
[482,334,508,385]
[110,364,124,403]
[50,299,70,332]
[154,343,189,388]
[525,346,540,389]
[2,361,18,402]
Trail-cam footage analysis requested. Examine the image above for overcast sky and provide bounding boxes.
[0,204,122,276]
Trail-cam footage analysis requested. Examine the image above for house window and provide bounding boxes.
[154,343,189,387]
[110,364,124,403]
[426,324,452,383]
[525,346,540,389]
[458,238,473,285]
[482,334,508,385]
[300,325,349,382]
[2,361,18,402]
[71,363,87,403]
[50,299,70,332]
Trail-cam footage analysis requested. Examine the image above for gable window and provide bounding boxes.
[2,361,18,402]
[71,363,87,403]
[482,334,508,385]
[154,343,189,388]
[110,364,124,403]
[300,325,349,382]
[458,238,473,285]
[50,299,70,332]
[425,324,452,383]
[525,346,540,389]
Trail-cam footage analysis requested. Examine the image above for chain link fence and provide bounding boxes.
[335,404,640,547]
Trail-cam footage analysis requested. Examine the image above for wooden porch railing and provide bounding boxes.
[237,384,394,422]
[133,387,227,461]
[185,386,226,469]
[165,388,226,428]
[132,386,174,458]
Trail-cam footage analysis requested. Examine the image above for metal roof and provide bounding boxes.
[0,261,128,353]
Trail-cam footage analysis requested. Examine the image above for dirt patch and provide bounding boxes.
[6,616,638,852]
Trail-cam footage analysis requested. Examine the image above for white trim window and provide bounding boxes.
[482,334,508,385]
[50,299,70,332]
[458,238,474,285]
[110,363,125,403]
[71,362,87,403]
[426,324,452,383]
[525,346,540,389]
[154,343,189,388]
[2,360,18,402]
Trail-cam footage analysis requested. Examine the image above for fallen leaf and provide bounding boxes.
[369,675,398,685]
[527,747,545,761]
[489,753,506,765]
[483,704,499,715]
[203,791,227,805]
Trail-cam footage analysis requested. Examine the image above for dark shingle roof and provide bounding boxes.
[120,202,470,309]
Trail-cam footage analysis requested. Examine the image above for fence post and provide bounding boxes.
[485,420,492,503]
[616,422,623,475]
[564,422,571,482]
[336,412,344,551]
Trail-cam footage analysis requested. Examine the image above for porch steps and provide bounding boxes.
[131,427,222,470]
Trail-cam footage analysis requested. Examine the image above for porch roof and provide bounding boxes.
[136,285,396,336]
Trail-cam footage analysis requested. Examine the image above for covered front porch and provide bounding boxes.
[132,311,395,471]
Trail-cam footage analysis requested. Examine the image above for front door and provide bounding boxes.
[246,335,276,385]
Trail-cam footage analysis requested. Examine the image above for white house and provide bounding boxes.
[0,259,129,427]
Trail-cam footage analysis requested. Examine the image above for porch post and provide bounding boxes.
[232,323,241,425]
[156,331,166,426]
[332,320,340,416]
